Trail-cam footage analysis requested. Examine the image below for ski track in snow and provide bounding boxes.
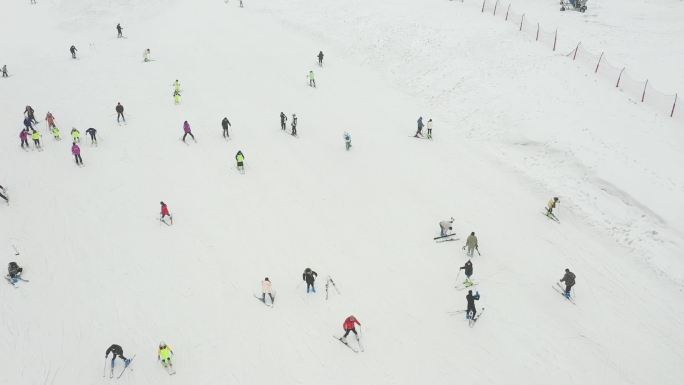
[1,1,683,385]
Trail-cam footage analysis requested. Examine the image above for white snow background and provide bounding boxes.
[1,0,683,384]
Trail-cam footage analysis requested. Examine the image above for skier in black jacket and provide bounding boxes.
[105,344,130,367]
[70,45,77,59]
[85,128,97,145]
[460,260,473,285]
[560,269,576,297]
[116,23,123,38]
[302,268,318,293]
[466,290,480,320]
[7,262,22,278]
[221,117,231,138]
[317,51,324,66]
[280,112,287,131]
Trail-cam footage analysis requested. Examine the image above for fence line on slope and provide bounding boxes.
[478,0,680,122]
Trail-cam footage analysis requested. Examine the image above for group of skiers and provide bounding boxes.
[279,112,298,136]
[414,116,433,139]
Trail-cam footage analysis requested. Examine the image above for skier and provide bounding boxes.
[70,45,77,59]
[463,232,478,257]
[143,48,151,62]
[344,132,352,151]
[460,260,474,286]
[261,277,275,304]
[115,102,125,123]
[105,344,130,368]
[51,126,61,141]
[466,290,480,320]
[221,117,231,138]
[280,112,287,131]
[559,268,576,298]
[19,129,29,149]
[45,112,56,128]
[116,23,123,38]
[71,128,81,143]
[302,268,318,293]
[85,127,97,145]
[72,142,83,165]
[1,64,7,77]
[547,197,559,216]
[235,150,245,172]
[426,118,433,139]
[182,121,195,142]
[160,201,173,224]
[0,185,8,204]
[291,113,298,136]
[317,51,324,66]
[7,262,22,279]
[308,70,316,87]
[173,89,181,105]
[31,129,42,150]
[439,217,454,237]
[25,105,38,123]
[340,315,361,343]
[23,117,34,131]
[414,116,424,138]
[158,342,174,369]
[173,79,181,93]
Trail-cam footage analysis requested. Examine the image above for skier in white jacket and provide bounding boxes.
[439,217,454,237]
[261,277,275,304]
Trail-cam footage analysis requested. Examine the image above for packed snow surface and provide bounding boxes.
[1,1,683,385]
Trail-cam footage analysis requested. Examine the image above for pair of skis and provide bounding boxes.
[553,282,575,304]
[254,294,275,307]
[434,233,458,242]
[334,335,364,353]
[543,208,560,223]
[324,276,341,300]
[5,275,29,287]
[105,355,136,379]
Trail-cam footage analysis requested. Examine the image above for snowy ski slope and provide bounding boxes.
[1,1,683,385]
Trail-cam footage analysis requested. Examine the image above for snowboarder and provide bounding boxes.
[235,150,245,173]
[308,70,316,87]
[7,262,22,278]
[85,128,97,145]
[460,260,474,286]
[344,132,352,151]
[317,51,324,66]
[115,102,125,123]
[143,48,151,62]
[439,217,454,237]
[463,232,478,257]
[0,185,8,204]
[1,64,7,78]
[547,197,559,216]
[173,89,181,105]
[221,117,231,138]
[560,268,576,298]
[116,23,123,38]
[45,112,56,128]
[51,126,61,141]
[466,290,480,320]
[341,315,361,343]
[158,342,174,369]
[414,117,424,138]
[70,45,77,59]
[426,118,433,139]
[19,129,29,149]
[182,121,195,142]
[302,268,318,293]
[160,201,173,224]
[280,112,287,131]
[25,105,38,123]
[291,113,298,136]
[72,142,83,165]
[31,129,42,149]
[261,277,275,304]
[70,128,81,143]
[105,344,130,368]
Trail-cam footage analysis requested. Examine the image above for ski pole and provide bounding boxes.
[454,270,461,287]
[476,247,481,256]
[103,357,108,377]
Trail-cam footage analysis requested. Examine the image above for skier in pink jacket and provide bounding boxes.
[182,121,195,143]
[19,129,29,149]
[71,142,83,165]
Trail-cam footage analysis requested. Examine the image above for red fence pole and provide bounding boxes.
[505,4,511,20]
[519,14,524,31]
[641,79,648,102]
[553,29,557,51]
[482,0,486,13]
[616,68,625,87]
[536,23,540,41]
[572,42,581,60]
[594,52,604,73]
[671,94,678,117]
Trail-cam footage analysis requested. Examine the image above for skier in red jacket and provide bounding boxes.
[341,315,361,342]
[160,201,173,224]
